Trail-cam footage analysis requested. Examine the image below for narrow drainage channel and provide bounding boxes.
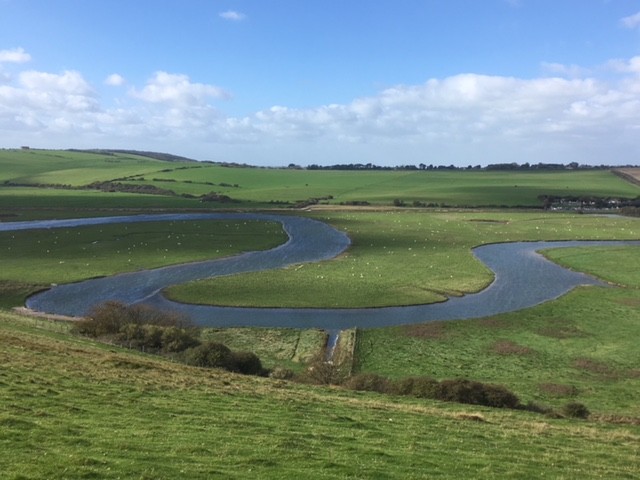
[324,330,340,362]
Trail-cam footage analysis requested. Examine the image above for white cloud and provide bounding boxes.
[620,11,640,30]
[104,73,125,86]
[541,62,590,78]
[130,71,229,106]
[0,47,31,63]
[219,10,246,21]
[606,56,640,76]
[2,60,640,166]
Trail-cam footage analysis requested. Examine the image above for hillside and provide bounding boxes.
[1,311,638,479]
[1,149,639,211]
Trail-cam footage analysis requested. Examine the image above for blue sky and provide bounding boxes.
[1,0,640,166]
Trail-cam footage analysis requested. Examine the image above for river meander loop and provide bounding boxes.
[3,213,637,330]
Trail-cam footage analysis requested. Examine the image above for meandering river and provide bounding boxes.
[2,213,637,330]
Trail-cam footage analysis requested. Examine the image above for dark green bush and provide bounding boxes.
[184,342,235,370]
[408,377,440,399]
[343,373,391,394]
[232,351,264,376]
[562,402,590,419]
[435,379,520,409]
[75,301,193,338]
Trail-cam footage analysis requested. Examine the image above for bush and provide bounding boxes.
[408,377,440,399]
[343,373,391,394]
[232,351,264,376]
[184,342,235,370]
[75,301,193,338]
[161,326,200,353]
[435,379,520,409]
[562,402,590,419]
[269,367,295,380]
[303,358,348,385]
[74,301,130,336]
[388,376,439,398]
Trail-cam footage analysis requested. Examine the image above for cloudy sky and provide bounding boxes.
[1,0,640,167]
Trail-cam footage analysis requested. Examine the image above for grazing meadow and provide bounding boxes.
[1,149,639,211]
[0,220,287,308]
[167,210,640,308]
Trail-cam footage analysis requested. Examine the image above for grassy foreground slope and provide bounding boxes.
[1,312,639,479]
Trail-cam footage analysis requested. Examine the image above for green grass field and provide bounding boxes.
[166,210,640,308]
[1,149,638,211]
[1,312,639,479]
[353,246,640,417]
[0,219,287,308]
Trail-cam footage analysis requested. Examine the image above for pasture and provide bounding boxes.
[1,149,639,211]
[166,210,640,308]
[0,220,287,308]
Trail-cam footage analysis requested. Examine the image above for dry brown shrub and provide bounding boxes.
[538,383,579,397]
[590,414,640,426]
[454,413,487,422]
[491,340,534,356]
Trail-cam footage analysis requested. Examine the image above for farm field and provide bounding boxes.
[1,149,639,211]
[1,312,639,480]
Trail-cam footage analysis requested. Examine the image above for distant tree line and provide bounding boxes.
[304,161,635,171]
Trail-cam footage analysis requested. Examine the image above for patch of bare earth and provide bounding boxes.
[490,340,534,356]
[403,322,448,339]
[538,383,579,397]
[617,297,640,308]
[613,167,640,186]
[572,357,620,379]
[537,324,586,339]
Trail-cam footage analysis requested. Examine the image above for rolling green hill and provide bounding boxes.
[1,312,638,479]
[1,149,638,211]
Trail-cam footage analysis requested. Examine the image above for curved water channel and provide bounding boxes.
[2,213,638,330]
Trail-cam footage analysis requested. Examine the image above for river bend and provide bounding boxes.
[3,213,637,330]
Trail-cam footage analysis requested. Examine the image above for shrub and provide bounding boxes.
[161,326,200,353]
[436,379,520,409]
[269,367,295,380]
[76,301,193,338]
[303,358,348,385]
[183,342,235,370]
[74,301,130,336]
[343,373,391,394]
[232,351,264,376]
[562,402,590,419]
[385,376,439,398]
